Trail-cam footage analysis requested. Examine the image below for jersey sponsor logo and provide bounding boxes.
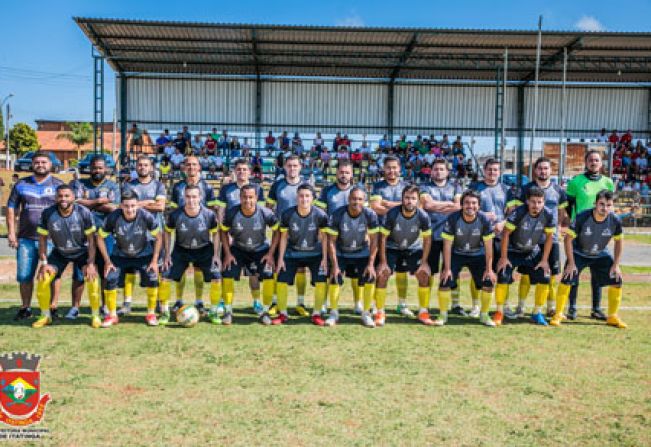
[410,226,417,233]
[584,226,592,236]
[180,222,188,232]
[197,220,206,232]
[301,239,308,249]
[308,223,316,231]
[246,237,253,246]
[401,239,408,248]
[590,244,599,254]
[471,229,480,236]
[456,227,463,236]
[292,223,299,231]
[52,222,60,232]
[464,242,471,251]
[191,238,198,248]
[535,222,543,231]
[395,223,401,231]
[342,223,349,232]
[602,228,612,237]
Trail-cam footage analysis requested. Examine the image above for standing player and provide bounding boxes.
[220,185,278,325]
[495,186,556,326]
[436,190,496,327]
[7,152,63,321]
[326,186,379,327]
[375,186,432,326]
[369,156,412,317]
[33,185,100,328]
[552,190,626,328]
[275,184,329,326]
[160,186,222,325]
[565,150,615,320]
[215,159,266,315]
[419,159,463,314]
[96,190,162,327]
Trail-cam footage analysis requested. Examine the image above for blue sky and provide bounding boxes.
[1,0,650,127]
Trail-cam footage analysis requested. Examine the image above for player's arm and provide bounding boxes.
[497,227,512,274]
[483,234,495,283]
[416,233,432,277]
[366,227,379,280]
[420,193,460,213]
[219,223,235,269]
[319,229,328,274]
[327,233,339,279]
[275,230,288,273]
[36,231,54,280]
[563,228,577,279]
[6,207,17,249]
[163,223,173,270]
[440,238,453,283]
[376,231,389,276]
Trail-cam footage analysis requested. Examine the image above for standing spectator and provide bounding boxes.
[210,127,221,141]
[341,134,351,148]
[379,134,391,150]
[129,123,144,154]
[280,131,290,151]
[265,131,277,155]
[596,128,608,143]
[292,132,304,155]
[219,130,230,154]
[333,132,343,151]
[350,149,363,168]
[181,126,192,143]
[230,136,242,158]
[320,147,331,167]
[313,132,324,151]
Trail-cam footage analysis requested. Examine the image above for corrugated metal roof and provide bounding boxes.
[75,17,651,82]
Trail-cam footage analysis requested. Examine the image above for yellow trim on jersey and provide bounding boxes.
[558,201,568,209]
[150,227,160,237]
[323,228,339,236]
[613,234,623,241]
[84,226,97,236]
[266,198,277,205]
[36,227,49,236]
[270,223,279,231]
[98,228,110,238]
[207,199,219,207]
[209,226,219,234]
[369,194,382,202]
[419,191,431,198]
[379,227,391,236]
[367,227,380,234]
[155,195,167,202]
[506,199,522,208]
[482,233,495,241]
[544,227,555,234]
[504,222,517,231]
[257,200,266,206]
[165,225,175,233]
[421,229,432,238]
[168,202,179,209]
[279,227,288,233]
[565,228,577,239]
[214,199,227,208]
[314,200,327,209]
[220,224,230,232]
[441,232,454,241]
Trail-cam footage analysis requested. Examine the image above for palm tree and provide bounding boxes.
[58,122,92,160]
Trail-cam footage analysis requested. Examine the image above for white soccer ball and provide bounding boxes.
[176,305,200,328]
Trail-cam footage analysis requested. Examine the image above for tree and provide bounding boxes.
[9,122,39,155]
[58,121,92,159]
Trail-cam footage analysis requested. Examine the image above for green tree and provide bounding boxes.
[9,122,39,155]
[58,121,92,159]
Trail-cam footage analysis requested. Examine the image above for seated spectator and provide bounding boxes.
[172,132,187,153]
[210,127,221,142]
[265,131,277,155]
[336,146,349,160]
[170,148,185,169]
[155,132,170,154]
[209,153,224,171]
[320,147,331,165]
[621,129,633,146]
[368,160,379,182]
[440,134,450,150]
[397,135,408,151]
[313,132,324,151]
[292,132,304,154]
[341,134,351,148]
[415,135,427,155]
[252,164,263,181]
[596,127,608,143]
[280,131,290,151]
[191,135,204,155]
[251,153,262,168]
[452,136,464,155]
[350,149,363,167]
[641,182,650,198]
[379,134,391,150]
[333,132,343,151]
[609,129,620,145]
[359,140,371,159]
[159,157,172,181]
[230,137,241,157]
[204,135,217,155]
[219,130,230,153]
[199,154,211,171]
[420,162,431,182]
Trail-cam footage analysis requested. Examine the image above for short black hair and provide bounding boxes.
[56,184,73,194]
[432,158,448,169]
[234,158,249,169]
[585,149,602,161]
[383,155,400,166]
[184,184,201,195]
[240,184,258,196]
[90,155,106,166]
[533,157,551,169]
[337,159,353,170]
[526,185,545,199]
[32,151,50,162]
[121,190,138,202]
[595,189,614,202]
[349,185,367,197]
[402,184,420,198]
[484,158,500,169]
[297,184,315,196]
[461,189,481,204]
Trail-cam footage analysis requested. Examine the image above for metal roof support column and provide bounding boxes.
[647,87,651,140]
[528,15,543,179]
[119,74,128,167]
[387,81,395,142]
[516,84,525,186]
[255,76,262,149]
[559,47,568,180]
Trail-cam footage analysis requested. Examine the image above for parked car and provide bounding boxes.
[14,151,62,172]
[77,153,117,174]
[500,173,529,187]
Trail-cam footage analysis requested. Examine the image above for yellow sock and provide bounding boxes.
[145,287,158,314]
[438,289,451,317]
[314,282,327,313]
[418,286,430,311]
[480,290,492,313]
[396,272,407,301]
[124,273,135,299]
[209,281,222,307]
[548,275,557,302]
[534,283,549,310]
[363,283,375,311]
[329,284,341,310]
[296,272,307,297]
[262,279,274,307]
[86,277,101,316]
[351,278,360,304]
[607,286,622,316]
[470,278,479,300]
[276,282,288,312]
[251,288,261,301]
[176,274,186,301]
[518,274,531,300]
[104,289,118,316]
[375,287,387,310]
[495,283,509,309]
[194,270,204,301]
[159,280,172,309]
[222,278,235,307]
[555,283,572,317]
[36,272,54,315]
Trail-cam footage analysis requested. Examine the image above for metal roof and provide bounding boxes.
[75,17,651,83]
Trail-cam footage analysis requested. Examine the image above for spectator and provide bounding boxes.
[368,160,379,182]
[621,129,633,146]
[596,127,608,143]
[210,127,221,142]
[265,131,276,155]
[359,140,371,158]
[336,146,349,160]
[172,132,187,153]
[219,130,230,153]
[181,126,191,143]
[292,132,304,154]
[320,147,331,166]
[230,136,241,157]
[171,148,185,170]
[204,135,217,155]
[159,157,172,183]
[341,134,351,148]
[251,153,262,169]
[641,182,650,198]
[209,153,224,171]
[313,132,324,150]
[129,123,144,153]
[280,131,290,151]
[379,134,391,150]
[333,132,343,151]
[191,135,204,155]
[452,136,464,156]
[608,129,620,145]
[350,149,363,167]
[155,132,170,154]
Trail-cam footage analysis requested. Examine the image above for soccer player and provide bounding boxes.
[369,156,412,317]
[565,150,615,320]
[275,184,329,326]
[119,155,167,316]
[220,185,278,325]
[69,155,120,319]
[160,185,222,325]
[419,159,463,314]
[96,190,162,327]
[7,152,63,321]
[326,186,379,327]
[436,190,496,327]
[495,186,556,326]
[551,190,626,328]
[33,185,99,328]
[508,157,569,318]
[216,159,266,315]
[375,185,432,326]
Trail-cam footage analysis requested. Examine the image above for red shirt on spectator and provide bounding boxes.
[265,135,276,145]
[621,131,633,145]
[609,132,620,144]
[351,152,363,163]
[205,139,216,150]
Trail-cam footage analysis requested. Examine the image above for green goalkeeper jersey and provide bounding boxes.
[566,173,614,220]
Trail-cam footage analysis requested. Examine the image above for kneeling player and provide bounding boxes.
[495,186,555,326]
[376,185,432,326]
[437,190,496,327]
[552,190,626,328]
[97,190,162,327]
[220,185,278,325]
[160,185,222,325]
[326,186,379,327]
[33,185,100,328]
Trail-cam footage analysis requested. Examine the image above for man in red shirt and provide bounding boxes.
[621,129,633,146]
[608,130,620,145]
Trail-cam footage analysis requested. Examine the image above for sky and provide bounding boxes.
[1,0,650,128]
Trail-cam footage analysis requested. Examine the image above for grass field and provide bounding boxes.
[0,276,649,446]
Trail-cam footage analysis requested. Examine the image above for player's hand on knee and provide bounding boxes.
[483,269,496,285]
[162,256,172,272]
[440,268,452,283]
[147,261,159,276]
[330,266,341,282]
[261,254,274,272]
[496,257,511,274]
[364,264,376,282]
[609,264,622,282]
[223,254,236,270]
[535,260,550,277]
[563,263,577,281]
[83,263,98,281]
[276,260,286,273]
[104,262,117,278]
[212,255,222,271]
[415,263,430,279]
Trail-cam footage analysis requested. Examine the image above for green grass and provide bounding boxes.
[0,277,649,446]
[621,265,651,275]
[623,233,651,245]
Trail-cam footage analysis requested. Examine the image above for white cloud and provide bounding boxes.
[336,13,364,27]
[575,16,605,32]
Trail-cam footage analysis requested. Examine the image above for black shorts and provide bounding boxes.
[386,248,422,274]
[277,253,326,285]
[517,242,560,276]
[164,245,221,282]
[498,250,550,285]
[560,253,622,287]
[106,254,158,290]
[427,240,444,274]
[440,252,493,290]
[222,246,273,281]
[47,249,87,281]
[332,253,372,285]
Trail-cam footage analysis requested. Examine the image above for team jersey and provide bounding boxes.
[380,206,431,252]
[326,206,379,256]
[170,179,218,208]
[215,182,265,209]
[567,209,622,258]
[315,183,356,215]
[122,178,167,223]
[566,173,615,219]
[441,211,494,256]
[165,206,219,250]
[100,208,159,258]
[7,175,64,240]
[419,180,463,240]
[70,177,121,227]
[370,179,407,204]
[221,205,278,253]
[267,177,306,218]
[504,205,556,254]
[279,206,329,258]
[37,204,95,258]
[512,181,568,242]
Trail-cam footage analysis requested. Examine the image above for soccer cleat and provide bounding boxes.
[268,303,278,317]
[272,313,289,325]
[295,304,310,317]
[450,305,468,317]
[354,301,364,315]
[65,307,80,320]
[480,314,497,327]
[50,308,60,320]
[90,315,102,329]
[101,315,119,328]
[546,307,556,318]
[259,312,272,326]
[590,309,607,321]
[397,304,415,318]
[432,317,446,327]
[14,307,32,321]
[171,300,184,314]
[567,308,578,320]
[417,311,434,326]
[195,301,207,317]
[325,311,338,327]
[374,310,386,327]
[159,311,171,326]
[469,306,481,318]
[531,312,548,326]
[311,314,326,326]
[222,312,233,326]
[515,306,526,318]
[252,300,264,316]
[145,314,158,327]
[32,316,51,328]
[215,300,226,316]
[504,306,518,320]
[549,315,563,327]
[606,315,627,329]
[99,305,109,319]
[207,310,222,325]
[492,311,504,326]
[361,312,375,328]
[117,303,132,316]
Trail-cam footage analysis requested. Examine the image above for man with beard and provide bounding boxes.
[33,185,99,328]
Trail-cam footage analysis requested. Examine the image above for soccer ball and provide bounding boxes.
[176,305,200,328]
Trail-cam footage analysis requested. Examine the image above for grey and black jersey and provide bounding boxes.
[327,206,379,256]
[123,178,167,223]
[170,179,217,208]
[165,206,219,250]
[504,205,556,254]
[568,209,623,258]
[70,178,121,227]
[441,211,494,256]
[37,204,95,258]
[216,182,265,209]
[268,178,307,218]
[280,206,329,258]
[316,183,358,215]
[100,208,159,258]
[370,179,408,224]
[513,181,568,242]
[221,205,278,253]
[381,206,431,252]
[472,181,512,224]
[419,180,463,240]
